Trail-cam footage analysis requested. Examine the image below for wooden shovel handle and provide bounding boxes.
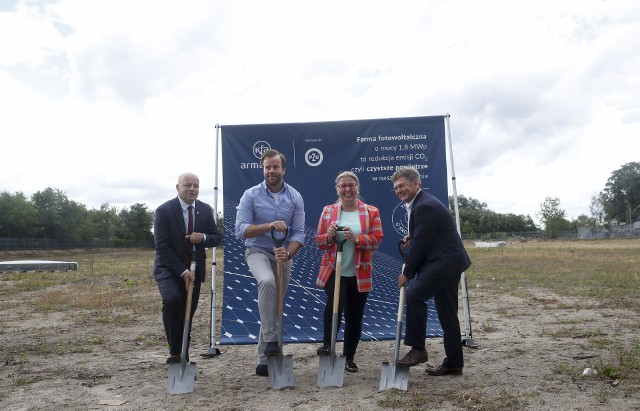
[184,261,195,321]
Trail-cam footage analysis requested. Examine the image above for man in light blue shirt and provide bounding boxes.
[235,149,305,377]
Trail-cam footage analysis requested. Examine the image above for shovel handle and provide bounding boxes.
[332,253,343,314]
[270,226,289,248]
[271,228,287,351]
[184,261,195,322]
[396,238,408,321]
[397,239,408,261]
[275,258,285,350]
[276,259,284,314]
[397,285,405,321]
[332,227,348,313]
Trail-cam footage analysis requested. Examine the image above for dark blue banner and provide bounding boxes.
[220,116,447,344]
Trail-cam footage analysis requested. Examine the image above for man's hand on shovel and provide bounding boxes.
[183,262,195,288]
[274,246,289,261]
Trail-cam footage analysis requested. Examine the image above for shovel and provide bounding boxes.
[379,240,410,391]
[317,230,348,388]
[267,227,294,389]
[167,261,198,395]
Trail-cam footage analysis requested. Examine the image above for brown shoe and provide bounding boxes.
[166,354,181,364]
[396,348,428,367]
[425,365,463,376]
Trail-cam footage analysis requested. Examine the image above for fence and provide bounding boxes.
[2,229,638,252]
[461,230,640,242]
[0,238,154,252]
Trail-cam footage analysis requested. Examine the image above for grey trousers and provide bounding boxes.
[245,247,292,365]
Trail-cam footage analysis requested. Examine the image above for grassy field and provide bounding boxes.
[468,238,640,309]
[1,239,639,410]
[465,239,640,383]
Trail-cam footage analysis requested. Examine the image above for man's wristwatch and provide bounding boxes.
[287,252,292,260]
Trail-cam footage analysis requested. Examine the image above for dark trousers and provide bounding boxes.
[156,274,201,356]
[323,272,369,360]
[404,271,463,368]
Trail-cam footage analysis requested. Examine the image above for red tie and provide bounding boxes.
[187,205,194,235]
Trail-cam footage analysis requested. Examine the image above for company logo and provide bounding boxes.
[391,202,409,236]
[252,141,271,159]
[305,148,323,167]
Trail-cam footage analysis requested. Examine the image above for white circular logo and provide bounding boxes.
[391,202,409,236]
[305,148,323,167]
[252,141,271,159]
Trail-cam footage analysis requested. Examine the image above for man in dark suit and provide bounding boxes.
[153,172,222,364]
[392,167,471,376]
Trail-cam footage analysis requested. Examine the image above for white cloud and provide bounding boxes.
[1,0,639,220]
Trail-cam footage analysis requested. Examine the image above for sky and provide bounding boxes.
[1,0,639,223]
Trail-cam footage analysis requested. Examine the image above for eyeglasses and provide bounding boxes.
[337,183,357,190]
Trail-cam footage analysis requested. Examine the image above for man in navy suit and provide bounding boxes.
[153,172,222,364]
[392,167,471,376]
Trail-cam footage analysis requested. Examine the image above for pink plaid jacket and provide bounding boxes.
[314,200,384,292]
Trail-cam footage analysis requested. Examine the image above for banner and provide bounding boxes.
[220,116,447,344]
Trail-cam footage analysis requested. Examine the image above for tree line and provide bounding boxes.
[1,162,637,243]
[536,162,639,238]
[456,162,639,238]
[0,188,156,244]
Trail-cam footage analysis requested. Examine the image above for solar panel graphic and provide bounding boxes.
[219,202,443,344]
[219,116,449,345]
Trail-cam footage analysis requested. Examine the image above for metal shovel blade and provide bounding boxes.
[167,361,197,394]
[317,354,346,388]
[379,361,409,391]
[267,354,294,389]
[166,270,197,395]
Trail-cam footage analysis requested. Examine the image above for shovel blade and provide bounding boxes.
[267,355,294,389]
[379,361,409,391]
[167,362,197,394]
[317,355,346,388]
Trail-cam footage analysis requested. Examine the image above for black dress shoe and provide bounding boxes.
[425,365,463,376]
[265,341,279,357]
[166,354,181,364]
[396,348,428,367]
[255,364,268,377]
[345,361,358,373]
[316,345,330,356]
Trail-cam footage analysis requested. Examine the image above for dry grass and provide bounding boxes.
[465,238,640,311]
[1,240,639,409]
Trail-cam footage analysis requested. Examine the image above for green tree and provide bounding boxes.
[589,192,607,228]
[450,195,537,235]
[537,197,572,238]
[89,203,119,240]
[60,199,93,242]
[571,214,596,230]
[0,191,40,237]
[117,203,153,242]
[499,213,537,232]
[31,188,92,242]
[602,162,640,224]
[31,188,68,239]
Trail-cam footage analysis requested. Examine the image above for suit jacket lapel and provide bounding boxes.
[408,190,424,237]
[172,198,186,236]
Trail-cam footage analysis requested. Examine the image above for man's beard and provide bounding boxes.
[265,174,282,188]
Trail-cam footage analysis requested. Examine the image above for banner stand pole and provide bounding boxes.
[445,113,478,349]
[201,123,222,358]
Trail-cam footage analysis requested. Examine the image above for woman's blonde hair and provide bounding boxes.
[334,170,360,186]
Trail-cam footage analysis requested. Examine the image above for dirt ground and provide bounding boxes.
[1,251,639,410]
